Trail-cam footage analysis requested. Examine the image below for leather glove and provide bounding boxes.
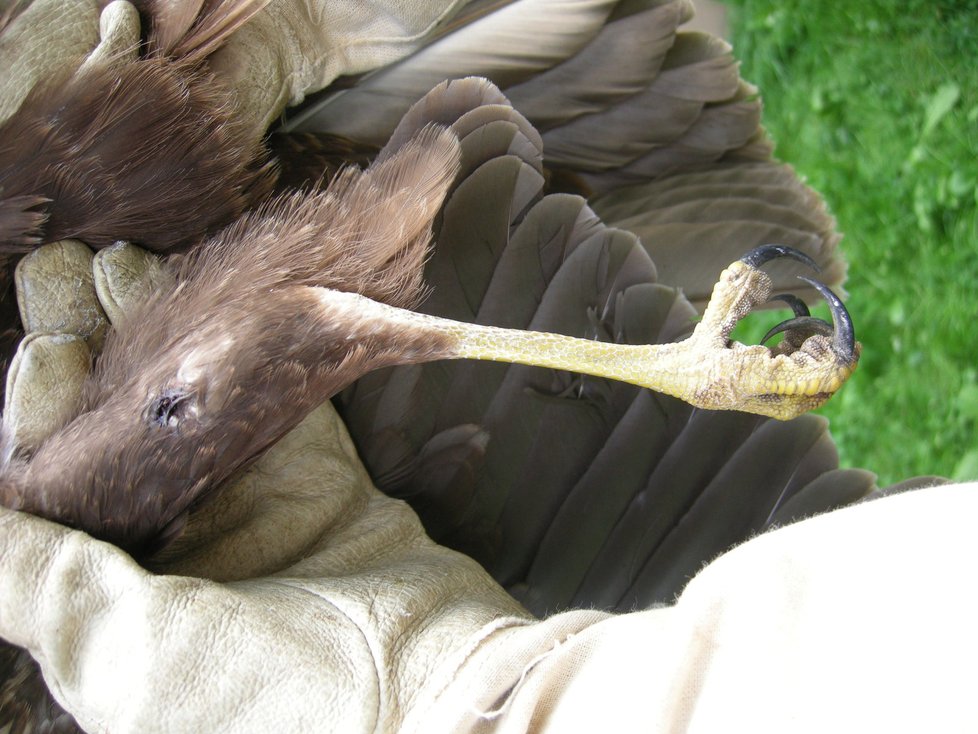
[0,0,140,124]
[0,402,537,732]
[0,236,536,732]
[2,238,976,734]
[0,0,466,137]
[2,466,976,731]
[207,0,469,134]
[3,239,165,454]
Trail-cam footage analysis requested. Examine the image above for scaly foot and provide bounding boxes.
[314,245,860,421]
[685,244,859,419]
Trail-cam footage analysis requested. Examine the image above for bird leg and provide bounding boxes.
[322,245,859,421]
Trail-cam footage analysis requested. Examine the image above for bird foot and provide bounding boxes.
[686,245,859,420]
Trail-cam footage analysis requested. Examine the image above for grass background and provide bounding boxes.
[724,0,978,486]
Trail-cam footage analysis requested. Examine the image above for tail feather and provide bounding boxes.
[590,160,845,309]
[505,0,695,127]
[284,0,846,303]
[334,78,882,616]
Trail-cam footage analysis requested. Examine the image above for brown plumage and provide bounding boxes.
[0,2,877,727]
[0,57,276,252]
[0,645,78,733]
[268,132,381,192]
[126,0,273,59]
[0,193,47,249]
[0,125,461,553]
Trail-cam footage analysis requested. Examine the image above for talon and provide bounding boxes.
[739,244,820,272]
[761,315,834,345]
[798,276,856,362]
[674,248,859,419]
[768,293,811,317]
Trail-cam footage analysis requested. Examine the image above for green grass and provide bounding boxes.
[725,0,978,486]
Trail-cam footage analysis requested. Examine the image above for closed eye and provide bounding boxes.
[148,389,191,428]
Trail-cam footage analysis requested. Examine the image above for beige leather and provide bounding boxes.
[5,241,106,454]
[92,242,172,325]
[15,239,108,347]
[4,240,173,456]
[76,0,141,73]
[0,0,140,126]
[1,469,971,731]
[2,333,91,455]
[0,0,99,124]
[0,402,532,733]
[208,0,468,133]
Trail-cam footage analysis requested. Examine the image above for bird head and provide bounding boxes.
[0,126,462,554]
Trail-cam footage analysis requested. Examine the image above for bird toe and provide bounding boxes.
[684,246,860,420]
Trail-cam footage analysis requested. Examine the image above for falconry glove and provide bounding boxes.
[207,0,469,134]
[1,462,975,731]
[0,0,467,130]
[2,233,973,733]
[4,240,164,454]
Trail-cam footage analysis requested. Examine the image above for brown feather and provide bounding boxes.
[0,642,81,733]
[0,57,276,253]
[127,0,273,59]
[268,132,381,192]
[0,125,460,553]
[0,193,47,248]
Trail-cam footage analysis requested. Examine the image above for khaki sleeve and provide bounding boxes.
[415,482,978,732]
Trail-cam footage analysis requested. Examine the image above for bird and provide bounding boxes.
[0,75,860,732]
[0,83,857,553]
[0,1,926,730]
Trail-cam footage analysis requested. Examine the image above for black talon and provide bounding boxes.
[768,293,811,318]
[761,316,834,345]
[740,244,821,272]
[798,276,856,361]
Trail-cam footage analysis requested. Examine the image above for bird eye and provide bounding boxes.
[148,389,189,428]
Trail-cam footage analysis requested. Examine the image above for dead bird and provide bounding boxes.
[0,116,857,555]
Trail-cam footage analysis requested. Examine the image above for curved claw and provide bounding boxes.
[798,276,856,362]
[768,293,811,317]
[739,244,821,272]
[761,316,834,345]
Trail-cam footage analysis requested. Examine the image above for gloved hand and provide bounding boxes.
[0,235,534,731]
[207,0,469,134]
[3,464,977,731]
[3,238,156,453]
[3,242,978,732]
[0,0,143,126]
[1,0,466,136]
[0,404,539,732]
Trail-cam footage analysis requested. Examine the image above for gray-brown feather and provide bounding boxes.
[0,126,460,553]
[285,0,842,307]
[125,0,273,59]
[0,58,276,253]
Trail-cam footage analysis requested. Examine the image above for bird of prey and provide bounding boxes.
[0,1,927,731]
[0,76,857,732]
[0,86,858,552]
